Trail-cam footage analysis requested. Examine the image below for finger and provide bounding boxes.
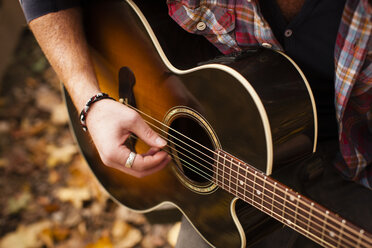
[130,149,170,171]
[128,154,171,178]
[143,147,161,156]
[110,145,169,173]
[130,116,167,148]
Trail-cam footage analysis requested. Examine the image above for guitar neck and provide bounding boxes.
[214,149,372,248]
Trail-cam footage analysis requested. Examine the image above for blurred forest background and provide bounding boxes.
[0,1,180,247]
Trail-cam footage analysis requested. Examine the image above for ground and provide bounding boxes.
[0,29,179,248]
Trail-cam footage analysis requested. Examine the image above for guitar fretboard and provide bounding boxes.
[214,149,372,248]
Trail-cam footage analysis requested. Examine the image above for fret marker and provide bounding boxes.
[256,190,261,195]
[289,195,295,201]
[326,210,329,215]
[286,219,292,225]
[329,231,335,238]
[239,180,244,186]
[311,202,314,206]
[342,219,346,224]
[360,229,365,234]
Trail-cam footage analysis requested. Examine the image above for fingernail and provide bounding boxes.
[156,137,167,146]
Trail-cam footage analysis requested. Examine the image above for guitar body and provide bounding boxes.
[64,1,317,247]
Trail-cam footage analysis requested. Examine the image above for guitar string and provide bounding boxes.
[138,114,371,243]
[128,104,371,243]
[129,134,369,247]
[124,104,370,243]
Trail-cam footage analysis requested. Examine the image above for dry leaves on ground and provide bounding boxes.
[0,30,179,248]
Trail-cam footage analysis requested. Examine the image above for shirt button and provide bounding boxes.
[261,43,272,48]
[196,22,206,31]
[284,29,293,37]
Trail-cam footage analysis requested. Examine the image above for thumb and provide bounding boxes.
[131,116,167,148]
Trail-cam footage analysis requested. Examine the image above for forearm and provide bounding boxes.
[27,5,169,177]
[29,7,100,111]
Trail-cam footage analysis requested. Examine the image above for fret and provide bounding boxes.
[320,210,329,246]
[236,163,246,200]
[243,165,253,204]
[282,188,289,224]
[215,151,224,187]
[337,219,346,247]
[306,202,314,234]
[323,215,342,247]
[222,154,230,192]
[260,176,267,212]
[214,151,220,185]
[296,198,311,237]
[230,157,238,196]
[339,221,359,248]
[254,171,265,210]
[282,188,296,227]
[270,182,277,215]
[246,167,256,207]
[273,183,286,222]
[262,178,274,213]
[309,203,324,242]
[356,229,364,248]
[252,171,262,209]
[293,195,301,230]
[228,158,233,193]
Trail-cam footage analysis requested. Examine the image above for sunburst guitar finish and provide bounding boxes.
[63,1,372,247]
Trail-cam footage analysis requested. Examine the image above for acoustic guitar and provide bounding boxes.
[63,0,372,247]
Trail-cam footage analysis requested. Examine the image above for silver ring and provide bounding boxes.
[125,152,136,168]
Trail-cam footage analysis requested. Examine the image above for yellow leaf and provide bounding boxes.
[111,221,142,248]
[167,222,181,247]
[6,190,32,214]
[46,144,78,168]
[86,236,113,248]
[55,187,91,209]
[0,221,51,248]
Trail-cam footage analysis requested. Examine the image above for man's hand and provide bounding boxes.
[86,99,171,178]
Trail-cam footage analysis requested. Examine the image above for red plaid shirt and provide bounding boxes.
[167,0,372,188]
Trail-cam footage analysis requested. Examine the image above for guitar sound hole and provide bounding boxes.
[169,117,215,184]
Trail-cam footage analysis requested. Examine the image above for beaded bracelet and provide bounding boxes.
[79,93,115,132]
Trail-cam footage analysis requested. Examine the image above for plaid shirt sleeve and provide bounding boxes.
[167,0,372,189]
[333,0,372,189]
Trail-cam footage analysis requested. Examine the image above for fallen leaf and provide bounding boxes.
[25,77,39,88]
[54,233,86,248]
[86,236,113,248]
[63,208,82,227]
[6,190,32,214]
[0,121,10,133]
[0,220,51,248]
[46,144,78,168]
[52,226,71,241]
[39,228,54,248]
[167,222,181,247]
[51,103,69,125]
[0,158,8,168]
[55,187,91,209]
[115,206,146,225]
[48,169,60,184]
[111,220,142,248]
[35,85,61,112]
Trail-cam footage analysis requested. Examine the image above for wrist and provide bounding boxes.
[79,93,115,132]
